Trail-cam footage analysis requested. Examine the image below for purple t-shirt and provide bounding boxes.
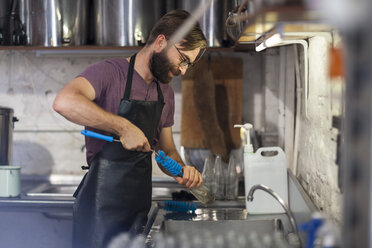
[79,58,175,165]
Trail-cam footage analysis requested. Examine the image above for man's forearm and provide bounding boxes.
[54,91,130,136]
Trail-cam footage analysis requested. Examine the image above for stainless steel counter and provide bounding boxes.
[0,176,195,211]
[0,171,317,248]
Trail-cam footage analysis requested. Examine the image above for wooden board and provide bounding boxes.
[181,57,243,158]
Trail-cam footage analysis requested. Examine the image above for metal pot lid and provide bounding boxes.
[0,107,14,114]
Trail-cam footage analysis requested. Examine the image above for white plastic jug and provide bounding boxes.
[244,147,288,214]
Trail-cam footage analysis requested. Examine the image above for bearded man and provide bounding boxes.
[53,9,207,248]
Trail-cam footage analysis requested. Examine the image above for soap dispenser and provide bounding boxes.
[234,123,254,155]
[234,124,254,186]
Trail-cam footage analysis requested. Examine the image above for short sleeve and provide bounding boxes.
[78,60,123,102]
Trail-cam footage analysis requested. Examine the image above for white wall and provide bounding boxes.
[0,50,98,176]
[296,36,343,222]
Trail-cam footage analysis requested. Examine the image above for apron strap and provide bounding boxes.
[155,81,164,104]
[122,53,165,104]
[123,54,136,100]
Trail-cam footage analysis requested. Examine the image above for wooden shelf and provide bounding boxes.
[0,45,235,53]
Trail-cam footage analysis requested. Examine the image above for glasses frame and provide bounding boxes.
[174,45,206,68]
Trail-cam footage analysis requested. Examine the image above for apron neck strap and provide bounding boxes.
[122,54,164,104]
[123,54,136,100]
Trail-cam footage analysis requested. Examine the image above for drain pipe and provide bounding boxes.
[293,44,302,176]
[266,40,308,175]
[271,33,333,175]
[271,40,309,118]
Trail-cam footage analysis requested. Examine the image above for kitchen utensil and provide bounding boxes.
[182,0,234,47]
[93,0,163,46]
[19,0,89,46]
[0,107,18,165]
[0,0,10,45]
[0,166,21,197]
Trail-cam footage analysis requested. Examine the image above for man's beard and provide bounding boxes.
[149,50,180,84]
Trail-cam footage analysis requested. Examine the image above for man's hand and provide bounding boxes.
[174,165,203,189]
[118,121,151,152]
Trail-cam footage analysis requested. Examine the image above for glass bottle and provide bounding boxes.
[202,153,216,195]
[186,152,215,206]
[214,155,225,200]
[189,183,215,206]
[225,155,238,200]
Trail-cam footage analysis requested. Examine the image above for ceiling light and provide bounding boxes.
[255,28,283,52]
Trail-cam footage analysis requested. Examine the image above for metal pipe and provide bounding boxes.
[247,184,298,234]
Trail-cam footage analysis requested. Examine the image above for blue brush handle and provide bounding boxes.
[81,130,114,142]
[81,130,183,177]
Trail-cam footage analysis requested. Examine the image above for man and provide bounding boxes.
[53,9,207,248]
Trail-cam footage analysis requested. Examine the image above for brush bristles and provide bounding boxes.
[155,150,183,176]
[164,200,197,213]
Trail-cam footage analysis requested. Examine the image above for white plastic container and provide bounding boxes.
[0,166,21,197]
[244,147,288,214]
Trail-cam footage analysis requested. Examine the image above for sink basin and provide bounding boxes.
[26,181,185,200]
[162,218,283,237]
[26,183,76,197]
[146,207,286,247]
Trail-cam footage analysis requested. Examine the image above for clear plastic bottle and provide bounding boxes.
[214,155,225,200]
[225,155,238,200]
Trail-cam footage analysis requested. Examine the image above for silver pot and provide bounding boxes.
[19,0,89,46]
[94,0,163,46]
[0,0,11,45]
[0,107,18,165]
[182,0,233,47]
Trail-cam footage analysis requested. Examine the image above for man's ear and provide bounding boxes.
[154,34,167,52]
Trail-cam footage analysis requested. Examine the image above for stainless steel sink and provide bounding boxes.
[26,180,185,200]
[146,206,287,247]
[162,218,283,237]
[26,183,77,198]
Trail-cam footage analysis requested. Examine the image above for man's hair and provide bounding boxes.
[146,9,207,50]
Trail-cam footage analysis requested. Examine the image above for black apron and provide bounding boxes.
[72,54,164,248]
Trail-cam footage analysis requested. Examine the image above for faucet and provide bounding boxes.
[247,184,298,235]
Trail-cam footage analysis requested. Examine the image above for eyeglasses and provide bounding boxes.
[174,45,206,68]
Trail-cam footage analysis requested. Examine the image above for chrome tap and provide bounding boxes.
[247,184,298,234]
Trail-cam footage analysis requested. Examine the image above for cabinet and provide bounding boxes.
[0,211,72,248]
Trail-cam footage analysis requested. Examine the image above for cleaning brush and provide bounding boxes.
[155,150,183,177]
[163,200,197,213]
[81,130,215,205]
[155,151,215,206]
